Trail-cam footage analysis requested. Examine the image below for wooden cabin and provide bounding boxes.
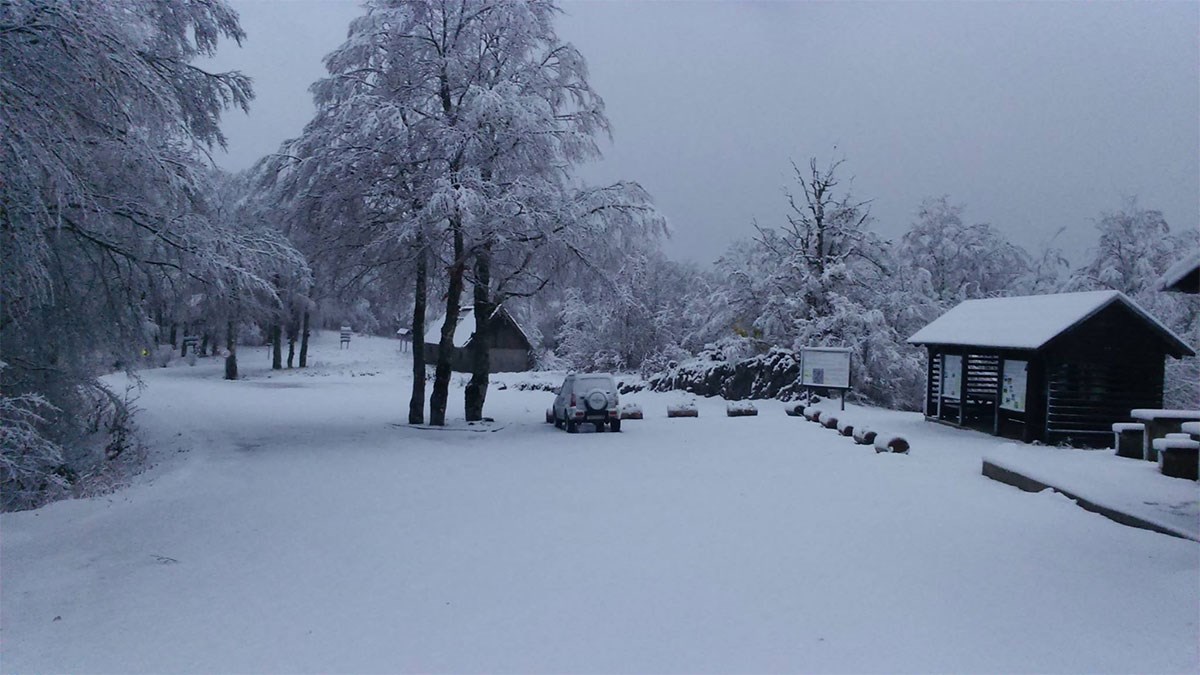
[1161,251,1200,294]
[908,291,1194,447]
[423,305,535,373]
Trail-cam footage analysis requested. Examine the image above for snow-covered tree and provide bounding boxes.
[897,196,1031,304]
[0,0,293,507]
[1068,199,1199,407]
[272,0,664,425]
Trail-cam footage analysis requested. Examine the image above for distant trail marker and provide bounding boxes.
[340,326,352,349]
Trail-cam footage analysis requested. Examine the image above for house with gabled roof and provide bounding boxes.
[1161,251,1200,294]
[423,305,535,373]
[908,290,1194,446]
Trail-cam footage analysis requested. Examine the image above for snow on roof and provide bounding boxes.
[421,305,531,349]
[907,290,1190,353]
[424,307,476,348]
[1160,251,1200,292]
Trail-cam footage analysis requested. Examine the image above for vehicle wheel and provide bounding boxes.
[611,419,621,432]
[566,419,578,434]
[555,416,563,429]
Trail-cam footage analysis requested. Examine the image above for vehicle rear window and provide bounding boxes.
[575,376,613,389]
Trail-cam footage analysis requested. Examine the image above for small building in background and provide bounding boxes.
[1161,251,1200,294]
[908,291,1194,446]
[423,306,535,373]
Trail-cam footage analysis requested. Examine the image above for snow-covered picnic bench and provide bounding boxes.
[1152,435,1199,480]
[1129,409,1200,462]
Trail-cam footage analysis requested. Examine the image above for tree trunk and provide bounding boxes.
[224,320,238,380]
[200,333,210,357]
[464,248,492,422]
[271,323,282,370]
[169,323,177,349]
[298,310,310,368]
[286,318,297,369]
[429,216,465,426]
[408,235,428,425]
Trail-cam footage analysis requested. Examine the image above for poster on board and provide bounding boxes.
[1000,359,1028,412]
[941,354,962,400]
[800,348,851,389]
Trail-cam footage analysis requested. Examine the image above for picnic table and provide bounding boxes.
[1129,409,1200,462]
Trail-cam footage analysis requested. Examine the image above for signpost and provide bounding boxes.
[799,347,852,410]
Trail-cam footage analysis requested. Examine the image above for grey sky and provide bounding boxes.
[205,0,1200,265]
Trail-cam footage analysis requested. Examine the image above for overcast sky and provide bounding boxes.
[204,0,1200,265]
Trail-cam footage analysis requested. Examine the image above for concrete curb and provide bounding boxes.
[981,460,1199,543]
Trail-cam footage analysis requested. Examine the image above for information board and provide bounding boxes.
[941,354,962,400]
[1000,359,1028,412]
[800,348,851,390]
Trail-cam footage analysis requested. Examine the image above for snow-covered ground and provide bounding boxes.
[2,332,1198,673]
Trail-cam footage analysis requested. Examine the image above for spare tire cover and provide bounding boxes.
[585,390,607,411]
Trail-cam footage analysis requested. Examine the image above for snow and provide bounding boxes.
[1131,408,1200,421]
[907,290,1186,350]
[1161,251,1200,289]
[1153,438,1200,451]
[423,307,476,347]
[983,444,1200,541]
[2,332,1198,673]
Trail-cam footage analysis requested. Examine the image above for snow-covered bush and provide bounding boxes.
[0,389,68,511]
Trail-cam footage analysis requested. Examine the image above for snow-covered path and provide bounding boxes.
[2,334,1197,673]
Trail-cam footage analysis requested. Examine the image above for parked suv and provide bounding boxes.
[553,373,621,433]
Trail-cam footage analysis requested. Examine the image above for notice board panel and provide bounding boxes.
[800,348,851,389]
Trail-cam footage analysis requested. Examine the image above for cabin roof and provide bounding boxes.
[907,290,1193,355]
[1161,251,1200,293]
[423,305,530,349]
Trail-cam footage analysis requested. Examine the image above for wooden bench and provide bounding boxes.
[1111,422,1145,459]
[1182,421,1200,439]
[1152,437,1200,480]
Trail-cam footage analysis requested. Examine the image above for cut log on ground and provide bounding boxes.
[853,428,877,445]
[667,403,699,418]
[804,409,821,423]
[836,419,854,437]
[726,401,758,417]
[620,403,644,420]
[822,415,839,430]
[874,434,910,454]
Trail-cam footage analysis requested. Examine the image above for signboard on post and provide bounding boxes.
[799,347,852,410]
